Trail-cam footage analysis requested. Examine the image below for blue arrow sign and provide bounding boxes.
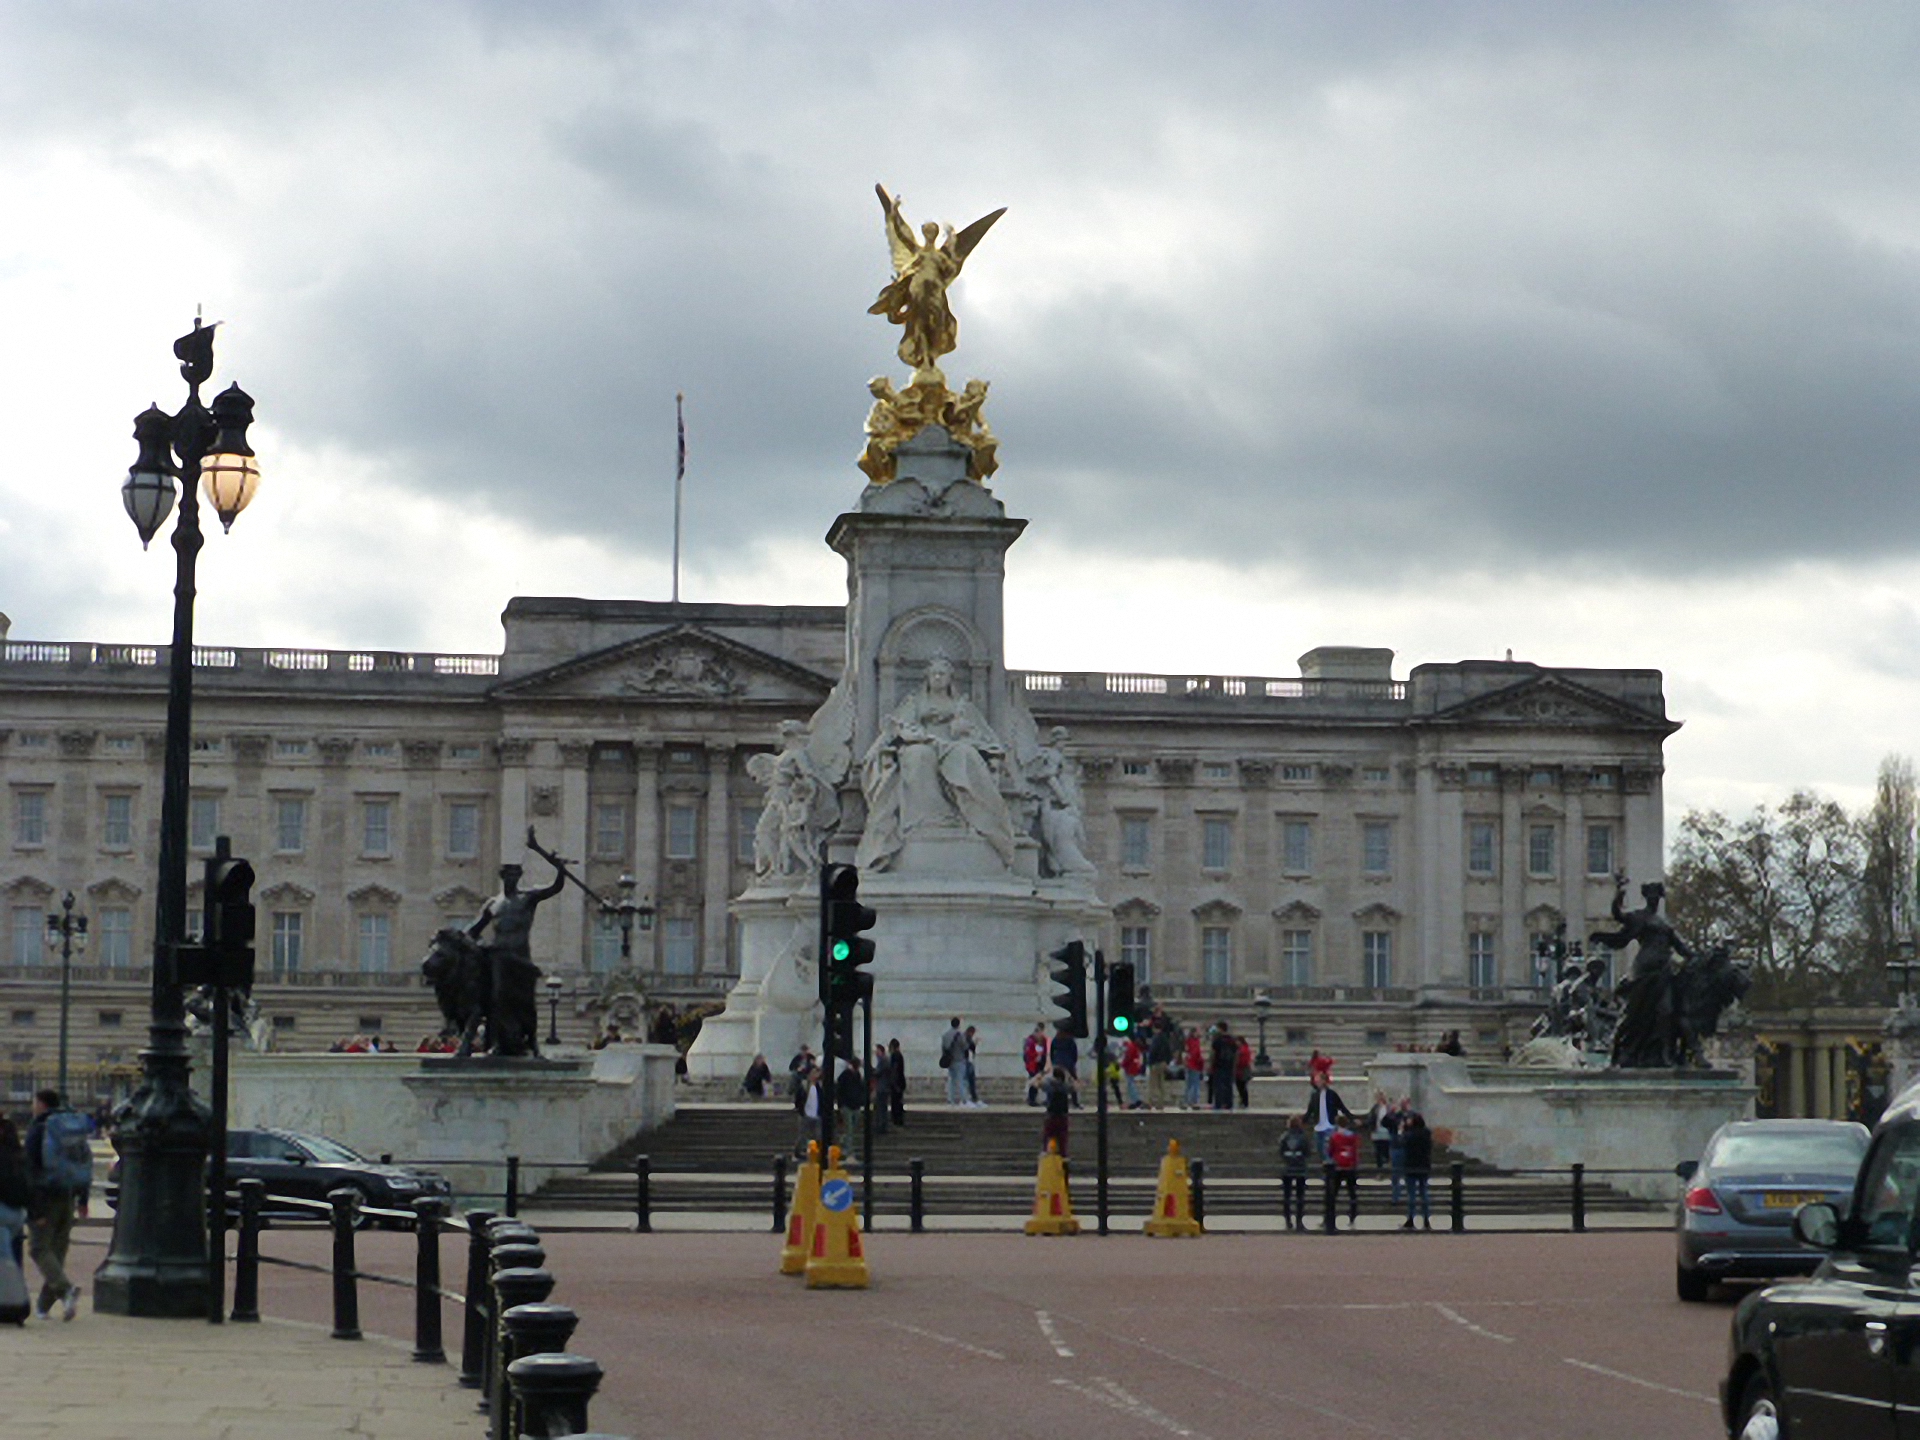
[820,1178,853,1212]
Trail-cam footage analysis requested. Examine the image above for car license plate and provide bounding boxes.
[1763,1191,1824,1209]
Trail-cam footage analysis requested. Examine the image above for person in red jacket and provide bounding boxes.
[1326,1113,1362,1229]
[1181,1029,1206,1108]
[1234,1035,1253,1108]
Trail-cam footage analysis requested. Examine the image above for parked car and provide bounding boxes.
[106,1127,451,1221]
[1675,1118,1870,1302]
[1723,1091,1920,1437]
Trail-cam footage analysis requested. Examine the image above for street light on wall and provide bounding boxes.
[96,318,261,1320]
[44,893,88,1099]
[544,974,567,1047]
[1252,990,1274,1075]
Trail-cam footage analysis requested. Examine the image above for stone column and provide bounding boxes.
[555,741,593,968]
[631,746,661,969]
[703,745,735,977]
[1417,762,1461,988]
[1811,1043,1833,1119]
[1561,783,1587,938]
[496,737,534,871]
[1501,766,1526,971]
[1623,765,1663,883]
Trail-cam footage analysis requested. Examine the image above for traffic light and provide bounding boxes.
[205,849,257,955]
[822,863,877,1009]
[1107,960,1136,1035]
[1049,940,1088,1038]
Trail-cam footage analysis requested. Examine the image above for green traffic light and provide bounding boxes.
[1113,1014,1131,1033]
[831,940,851,962]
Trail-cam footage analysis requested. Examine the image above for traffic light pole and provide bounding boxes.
[816,863,835,1157]
[1094,947,1109,1237]
[861,993,874,1227]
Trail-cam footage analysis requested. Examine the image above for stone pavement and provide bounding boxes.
[14,1309,479,1440]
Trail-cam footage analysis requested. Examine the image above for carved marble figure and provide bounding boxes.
[856,656,1017,871]
[1027,726,1096,877]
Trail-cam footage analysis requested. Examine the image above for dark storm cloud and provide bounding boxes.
[10,0,1920,590]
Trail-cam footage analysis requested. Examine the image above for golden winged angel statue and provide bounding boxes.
[868,184,1006,387]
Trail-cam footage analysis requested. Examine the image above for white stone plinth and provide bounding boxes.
[1368,1052,1755,1200]
[230,1047,676,1203]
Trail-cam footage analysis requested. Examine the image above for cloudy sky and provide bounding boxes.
[4,1,1919,830]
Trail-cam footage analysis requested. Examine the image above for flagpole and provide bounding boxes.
[672,392,685,604]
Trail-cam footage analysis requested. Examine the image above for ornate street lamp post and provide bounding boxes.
[544,975,567,1047]
[1891,937,1918,1009]
[95,319,260,1319]
[45,893,88,1099]
[604,872,656,963]
[1252,990,1273,1075]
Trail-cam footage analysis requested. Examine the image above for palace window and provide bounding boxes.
[274,796,307,854]
[1528,768,1559,789]
[356,913,392,972]
[665,803,699,860]
[362,799,393,857]
[189,795,220,851]
[1119,925,1151,982]
[1361,822,1392,876]
[1466,765,1499,787]
[14,791,47,848]
[1468,930,1499,989]
[1467,821,1497,877]
[590,912,624,972]
[592,802,628,860]
[272,912,303,978]
[1280,764,1315,782]
[663,916,698,974]
[1202,762,1233,781]
[274,739,309,758]
[1528,824,1557,878]
[98,908,133,968]
[1362,766,1391,783]
[1281,819,1312,875]
[1120,815,1151,869]
[1201,926,1233,986]
[448,743,483,761]
[1201,817,1232,871]
[1362,930,1393,989]
[11,908,41,967]
[735,806,760,866]
[1586,824,1615,877]
[102,793,134,850]
[1281,929,1313,987]
[447,801,482,859]
[1121,760,1151,777]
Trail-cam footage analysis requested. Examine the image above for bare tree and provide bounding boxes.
[1860,753,1918,974]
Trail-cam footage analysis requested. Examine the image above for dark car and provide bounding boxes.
[107,1127,450,1221]
[1723,1088,1920,1438]
[1675,1118,1869,1301]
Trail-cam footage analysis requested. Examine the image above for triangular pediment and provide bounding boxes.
[493,625,836,705]
[1420,674,1675,732]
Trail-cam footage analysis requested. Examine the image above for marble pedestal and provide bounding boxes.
[686,869,1105,1082]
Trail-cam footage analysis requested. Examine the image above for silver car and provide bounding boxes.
[1674,1118,1868,1302]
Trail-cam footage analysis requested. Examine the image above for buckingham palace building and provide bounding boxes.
[0,599,1677,1095]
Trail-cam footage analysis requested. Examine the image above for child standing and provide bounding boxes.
[1326,1113,1362,1229]
[1279,1115,1312,1232]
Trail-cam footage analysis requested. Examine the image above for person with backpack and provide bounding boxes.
[24,1088,90,1321]
[940,1017,969,1106]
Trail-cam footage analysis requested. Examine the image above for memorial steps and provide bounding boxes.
[530,1100,1667,1218]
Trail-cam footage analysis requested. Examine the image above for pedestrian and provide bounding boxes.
[870,1046,892,1135]
[1279,1114,1311,1232]
[1121,1033,1146,1109]
[1022,1022,1049,1106]
[1181,1028,1206,1108]
[887,1038,907,1127]
[794,1066,822,1157]
[1401,1111,1434,1230]
[1309,1048,1334,1086]
[24,1088,89,1321]
[1301,1070,1349,1163]
[1208,1022,1237,1111]
[1365,1091,1393,1172]
[788,1043,815,1101]
[0,1115,27,1270]
[1048,1023,1080,1088]
[1388,1097,1412,1206]
[836,1057,867,1144]
[1146,1021,1173,1109]
[741,1053,773,1099]
[1038,1065,1075,1157]
[940,1017,969,1106]
[1099,1038,1124,1108]
[1327,1112,1362,1229]
[1234,1033,1253,1109]
[963,1025,983,1106]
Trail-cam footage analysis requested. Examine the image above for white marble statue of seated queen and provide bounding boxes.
[856,655,1017,872]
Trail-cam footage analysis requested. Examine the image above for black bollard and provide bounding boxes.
[230,1177,264,1323]
[1571,1163,1587,1234]
[502,1302,579,1439]
[507,1352,603,1439]
[1321,1161,1337,1233]
[505,1156,521,1217]
[1190,1158,1207,1230]
[412,1197,447,1364]
[459,1210,499,1389]
[634,1155,651,1234]
[489,1268,556,1440]
[328,1187,362,1341]
[491,1240,546,1272]
[1450,1161,1466,1233]
[910,1157,925,1233]
[771,1153,788,1235]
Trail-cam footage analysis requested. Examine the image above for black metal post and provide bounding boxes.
[47,893,84,1099]
[504,1156,521,1217]
[1094,948,1110,1237]
[95,323,235,1319]
[633,1154,651,1233]
[229,1178,262,1323]
[817,863,835,1158]
[771,1153,788,1234]
[1450,1161,1466,1233]
[909,1157,925,1232]
[862,993,874,1231]
[489,1269,555,1440]
[205,844,233,1326]
[507,1353,603,1439]
[1571,1163,1587,1233]
[1322,1160,1337,1233]
[1191,1157,1206,1230]
[328,1187,362,1340]
[501,1303,579,1440]
[412,1197,446,1364]
[458,1209,497,1389]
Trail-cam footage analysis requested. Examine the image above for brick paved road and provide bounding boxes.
[251,1227,1732,1440]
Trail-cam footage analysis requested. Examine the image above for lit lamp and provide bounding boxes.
[96,317,261,1321]
[605,872,657,963]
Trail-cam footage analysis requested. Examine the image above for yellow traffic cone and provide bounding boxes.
[780,1141,822,1275]
[1143,1138,1204,1237]
[805,1145,870,1289]
[1025,1139,1080,1236]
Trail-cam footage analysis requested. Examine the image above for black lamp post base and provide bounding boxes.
[92,1051,213,1318]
